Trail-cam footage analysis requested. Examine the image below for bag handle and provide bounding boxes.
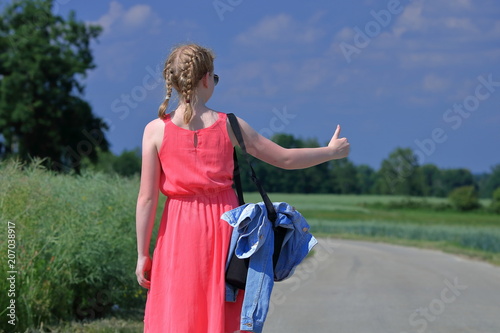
[228,113,277,223]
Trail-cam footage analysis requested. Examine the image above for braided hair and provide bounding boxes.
[158,44,215,124]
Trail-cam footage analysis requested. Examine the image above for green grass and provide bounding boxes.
[18,317,143,333]
[1,162,498,332]
[245,192,500,264]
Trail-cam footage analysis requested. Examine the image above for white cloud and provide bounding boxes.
[86,2,164,82]
[123,4,152,28]
[334,27,354,41]
[456,0,472,9]
[386,0,487,42]
[392,1,426,38]
[422,73,450,93]
[92,1,161,36]
[294,58,332,91]
[235,13,324,46]
[349,1,500,69]
[399,53,449,68]
[443,17,478,32]
[95,1,123,33]
[225,13,332,96]
[236,14,291,44]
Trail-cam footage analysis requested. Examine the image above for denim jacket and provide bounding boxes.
[222,202,317,333]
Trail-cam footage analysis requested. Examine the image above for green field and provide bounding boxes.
[246,192,500,263]
[1,163,499,332]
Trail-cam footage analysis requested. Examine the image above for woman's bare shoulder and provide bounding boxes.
[144,118,165,133]
[141,118,165,151]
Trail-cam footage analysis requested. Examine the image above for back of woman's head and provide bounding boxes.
[158,44,215,124]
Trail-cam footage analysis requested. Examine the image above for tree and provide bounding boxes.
[236,133,331,193]
[112,148,141,177]
[479,164,500,198]
[490,187,500,214]
[85,148,142,177]
[440,168,475,195]
[420,164,444,197]
[293,137,330,193]
[356,164,376,194]
[330,158,359,194]
[0,0,108,172]
[376,147,422,195]
[448,185,480,211]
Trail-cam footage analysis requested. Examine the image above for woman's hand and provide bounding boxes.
[328,125,350,159]
[136,255,152,289]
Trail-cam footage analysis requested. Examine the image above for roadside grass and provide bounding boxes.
[22,317,143,333]
[0,161,151,332]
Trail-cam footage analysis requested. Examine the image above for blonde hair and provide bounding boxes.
[158,44,215,124]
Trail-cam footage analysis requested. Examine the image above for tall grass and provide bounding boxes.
[308,220,500,253]
[0,161,149,332]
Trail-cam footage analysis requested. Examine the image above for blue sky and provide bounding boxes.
[53,0,499,173]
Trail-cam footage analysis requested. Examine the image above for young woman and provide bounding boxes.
[135,43,350,333]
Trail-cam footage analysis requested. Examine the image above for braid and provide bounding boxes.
[182,54,196,124]
[158,60,173,119]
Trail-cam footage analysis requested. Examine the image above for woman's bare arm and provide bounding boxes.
[135,120,162,288]
[228,116,350,170]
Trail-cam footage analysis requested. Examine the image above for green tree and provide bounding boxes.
[490,187,500,214]
[84,148,142,177]
[293,137,330,193]
[330,158,359,194]
[252,133,297,192]
[449,185,480,211]
[236,133,331,193]
[420,164,444,197]
[356,164,376,194]
[440,168,475,195]
[479,164,500,198]
[0,0,108,172]
[376,147,422,195]
[112,148,141,177]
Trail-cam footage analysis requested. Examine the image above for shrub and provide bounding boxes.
[448,185,481,211]
[491,187,500,214]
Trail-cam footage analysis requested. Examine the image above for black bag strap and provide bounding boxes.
[232,149,245,206]
[227,113,287,275]
[227,113,277,223]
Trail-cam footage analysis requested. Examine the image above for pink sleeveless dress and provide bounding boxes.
[144,112,244,332]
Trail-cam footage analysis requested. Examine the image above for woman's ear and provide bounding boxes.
[201,73,209,88]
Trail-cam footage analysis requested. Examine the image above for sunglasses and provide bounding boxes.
[214,74,219,86]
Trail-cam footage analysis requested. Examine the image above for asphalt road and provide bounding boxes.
[264,238,500,333]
